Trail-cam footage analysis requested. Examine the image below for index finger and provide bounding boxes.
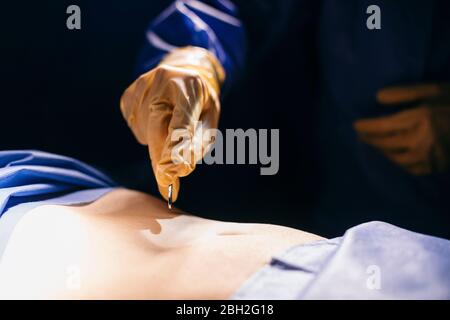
[377,84,441,105]
[354,108,422,136]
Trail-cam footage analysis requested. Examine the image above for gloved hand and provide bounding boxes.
[354,84,450,175]
[120,46,225,201]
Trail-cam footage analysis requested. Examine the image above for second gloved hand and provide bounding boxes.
[120,46,225,202]
[354,84,450,175]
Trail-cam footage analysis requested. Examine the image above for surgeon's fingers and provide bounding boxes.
[360,131,424,167]
[145,102,172,173]
[363,139,431,175]
[198,89,221,155]
[120,73,156,145]
[154,74,206,201]
[360,133,412,154]
[358,111,428,148]
[156,173,181,203]
[354,108,425,137]
[377,84,441,105]
[358,108,434,174]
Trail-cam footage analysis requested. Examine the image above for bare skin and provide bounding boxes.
[0,188,323,299]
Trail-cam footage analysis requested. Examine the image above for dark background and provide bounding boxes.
[0,1,322,234]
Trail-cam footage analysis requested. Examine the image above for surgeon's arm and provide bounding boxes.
[120,0,246,201]
[120,0,311,202]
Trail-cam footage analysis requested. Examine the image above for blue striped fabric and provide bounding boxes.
[0,150,116,217]
[135,0,246,90]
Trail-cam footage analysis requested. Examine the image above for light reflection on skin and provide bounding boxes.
[0,188,323,299]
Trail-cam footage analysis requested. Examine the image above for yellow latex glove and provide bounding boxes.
[120,46,225,202]
[354,84,450,175]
